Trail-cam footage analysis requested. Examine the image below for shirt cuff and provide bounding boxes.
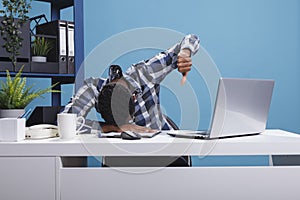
[180,34,200,56]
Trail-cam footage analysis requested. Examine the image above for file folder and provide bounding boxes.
[36,20,68,73]
[67,22,75,74]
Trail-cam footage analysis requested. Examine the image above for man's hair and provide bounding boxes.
[97,82,135,126]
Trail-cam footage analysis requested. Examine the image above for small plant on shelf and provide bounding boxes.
[32,37,52,56]
[31,36,53,62]
[0,66,60,110]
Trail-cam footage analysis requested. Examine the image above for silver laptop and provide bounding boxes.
[167,78,275,139]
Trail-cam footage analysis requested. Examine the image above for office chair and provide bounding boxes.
[102,115,191,167]
[164,115,179,130]
[163,115,192,167]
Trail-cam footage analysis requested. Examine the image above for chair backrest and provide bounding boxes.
[163,114,191,166]
[164,114,179,130]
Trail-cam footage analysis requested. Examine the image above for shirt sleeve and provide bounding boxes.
[126,34,200,85]
[62,78,110,132]
[62,77,99,118]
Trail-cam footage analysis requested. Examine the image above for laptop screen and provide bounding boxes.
[209,78,274,138]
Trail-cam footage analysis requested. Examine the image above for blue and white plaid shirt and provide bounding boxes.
[63,34,200,131]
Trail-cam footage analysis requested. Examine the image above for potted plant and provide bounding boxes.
[31,36,53,62]
[0,66,60,118]
[0,0,31,68]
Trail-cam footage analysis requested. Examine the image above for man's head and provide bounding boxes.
[97,65,135,126]
[108,64,123,82]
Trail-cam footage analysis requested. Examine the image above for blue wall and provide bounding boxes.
[83,0,300,133]
[1,0,298,133]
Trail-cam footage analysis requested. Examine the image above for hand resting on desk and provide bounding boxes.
[101,123,156,133]
[100,124,160,139]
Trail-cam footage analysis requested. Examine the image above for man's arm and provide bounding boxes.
[62,78,153,133]
[63,77,99,117]
[125,34,200,85]
[63,78,109,132]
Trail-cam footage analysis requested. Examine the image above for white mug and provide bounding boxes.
[57,113,85,139]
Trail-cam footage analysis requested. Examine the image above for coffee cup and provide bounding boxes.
[57,113,85,139]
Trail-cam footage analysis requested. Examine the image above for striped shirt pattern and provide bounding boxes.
[63,34,200,131]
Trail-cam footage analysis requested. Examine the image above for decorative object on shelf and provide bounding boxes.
[0,66,60,118]
[0,0,31,68]
[31,36,53,62]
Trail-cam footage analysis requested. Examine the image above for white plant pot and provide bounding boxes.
[32,56,47,62]
[0,109,25,118]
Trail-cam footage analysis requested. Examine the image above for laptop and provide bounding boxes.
[167,78,275,139]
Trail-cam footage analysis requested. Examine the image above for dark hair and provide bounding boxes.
[108,64,123,82]
[97,82,135,126]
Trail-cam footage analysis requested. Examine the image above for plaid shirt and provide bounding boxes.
[63,34,200,131]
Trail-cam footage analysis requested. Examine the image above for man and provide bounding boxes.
[64,34,200,167]
[63,34,200,135]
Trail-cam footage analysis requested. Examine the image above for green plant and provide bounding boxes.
[0,66,60,109]
[0,0,31,67]
[32,36,53,56]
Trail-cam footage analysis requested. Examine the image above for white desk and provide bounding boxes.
[1,129,300,200]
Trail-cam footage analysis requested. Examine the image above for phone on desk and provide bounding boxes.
[26,124,59,139]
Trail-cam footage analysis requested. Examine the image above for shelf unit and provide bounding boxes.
[0,72,75,85]
[34,0,84,105]
[0,0,84,106]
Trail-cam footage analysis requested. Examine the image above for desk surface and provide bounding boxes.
[0,129,300,156]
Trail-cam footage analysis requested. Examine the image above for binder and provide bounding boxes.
[67,22,75,74]
[36,20,68,73]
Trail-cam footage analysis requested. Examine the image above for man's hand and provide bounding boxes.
[101,123,156,134]
[120,124,157,133]
[178,49,192,85]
